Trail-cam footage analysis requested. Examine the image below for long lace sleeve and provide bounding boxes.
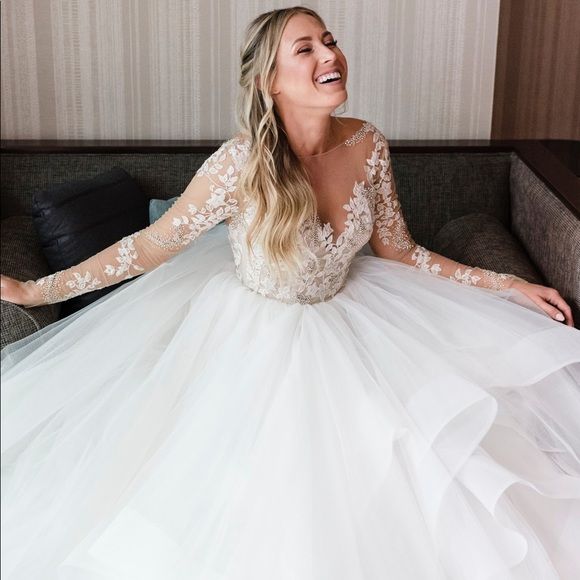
[367,129,526,291]
[23,134,250,307]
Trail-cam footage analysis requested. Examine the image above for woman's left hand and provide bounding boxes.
[510,279,575,327]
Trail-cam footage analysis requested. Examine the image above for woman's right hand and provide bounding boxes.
[0,274,42,308]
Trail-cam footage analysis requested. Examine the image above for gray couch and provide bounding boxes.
[1,140,579,350]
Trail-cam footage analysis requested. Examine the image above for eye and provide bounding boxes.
[297,39,338,55]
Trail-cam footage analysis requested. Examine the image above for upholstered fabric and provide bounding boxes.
[1,154,209,219]
[1,151,513,251]
[510,155,580,325]
[432,212,545,285]
[390,152,512,248]
[0,216,60,349]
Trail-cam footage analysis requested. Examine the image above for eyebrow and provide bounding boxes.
[292,31,332,46]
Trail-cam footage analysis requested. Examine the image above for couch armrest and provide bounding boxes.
[510,156,580,327]
[1,216,60,350]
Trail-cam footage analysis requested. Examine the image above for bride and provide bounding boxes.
[2,6,580,579]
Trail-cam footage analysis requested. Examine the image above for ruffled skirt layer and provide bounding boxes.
[2,226,580,579]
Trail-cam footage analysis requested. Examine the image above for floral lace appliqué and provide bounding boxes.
[366,131,415,253]
[143,139,248,252]
[411,246,442,275]
[103,234,145,278]
[228,130,380,304]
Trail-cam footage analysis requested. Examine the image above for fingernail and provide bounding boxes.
[555,312,565,322]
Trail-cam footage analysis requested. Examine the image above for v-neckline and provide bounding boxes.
[311,187,371,250]
[306,121,374,248]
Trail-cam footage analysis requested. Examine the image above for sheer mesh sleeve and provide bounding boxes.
[23,134,250,307]
[367,128,527,291]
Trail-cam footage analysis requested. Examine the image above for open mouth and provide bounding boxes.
[316,71,343,85]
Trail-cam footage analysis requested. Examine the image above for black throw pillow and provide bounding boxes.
[31,167,150,318]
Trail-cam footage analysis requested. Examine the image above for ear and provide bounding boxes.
[256,74,280,96]
[270,77,280,96]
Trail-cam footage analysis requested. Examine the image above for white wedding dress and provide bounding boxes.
[2,121,580,580]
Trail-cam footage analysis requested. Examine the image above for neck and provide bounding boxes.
[275,111,338,157]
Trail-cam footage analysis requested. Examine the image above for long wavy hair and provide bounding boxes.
[236,6,346,283]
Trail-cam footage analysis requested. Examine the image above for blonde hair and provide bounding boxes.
[236,6,344,283]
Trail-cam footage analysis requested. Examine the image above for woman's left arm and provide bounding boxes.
[367,130,575,327]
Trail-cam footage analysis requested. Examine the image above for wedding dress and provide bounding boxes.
[2,120,580,580]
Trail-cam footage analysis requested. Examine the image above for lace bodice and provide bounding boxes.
[227,122,380,304]
[24,120,524,308]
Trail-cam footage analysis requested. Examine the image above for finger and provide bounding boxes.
[553,299,574,327]
[526,292,563,322]
[542,290,574,326]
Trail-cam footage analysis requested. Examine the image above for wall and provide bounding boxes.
[1,0,501,140]
[492,0,580,139]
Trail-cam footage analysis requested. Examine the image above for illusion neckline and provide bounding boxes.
[296,120,372,159]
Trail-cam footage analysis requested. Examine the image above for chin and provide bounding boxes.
[334,91,348,106]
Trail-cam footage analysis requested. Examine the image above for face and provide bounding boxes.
[270,13,348,115]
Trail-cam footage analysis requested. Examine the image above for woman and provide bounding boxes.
[2,6,579,579]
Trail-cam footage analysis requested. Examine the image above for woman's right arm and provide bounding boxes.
[0,134,250,308]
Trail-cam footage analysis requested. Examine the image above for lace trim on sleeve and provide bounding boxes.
[410,245,525,291]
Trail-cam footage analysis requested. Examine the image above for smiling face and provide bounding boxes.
[271,13,348,117]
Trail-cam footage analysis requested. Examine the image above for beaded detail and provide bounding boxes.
[33,270,103,305]
[143,230,183,251]
[476,269,515,291]
[345,121,373,147]
[35,273,66,305]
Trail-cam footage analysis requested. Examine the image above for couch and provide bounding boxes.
[1,138,579,350]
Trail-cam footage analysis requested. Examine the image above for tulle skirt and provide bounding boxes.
[2,225,580,580]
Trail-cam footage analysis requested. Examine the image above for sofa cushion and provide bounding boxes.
[0,216,60,350]
[149,196,178,223]
[432,212,545,285]
[31,167,149,318]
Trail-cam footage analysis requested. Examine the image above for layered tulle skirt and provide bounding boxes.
[2,225,580,579]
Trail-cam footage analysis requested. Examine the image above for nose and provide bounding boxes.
[320,44,338,63]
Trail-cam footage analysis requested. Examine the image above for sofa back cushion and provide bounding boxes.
[1,150,513,250]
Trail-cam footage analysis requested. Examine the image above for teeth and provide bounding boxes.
[317,71,342,84]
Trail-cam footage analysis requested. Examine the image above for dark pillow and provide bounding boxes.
[432,212,546,285]
[31,167,149,318]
